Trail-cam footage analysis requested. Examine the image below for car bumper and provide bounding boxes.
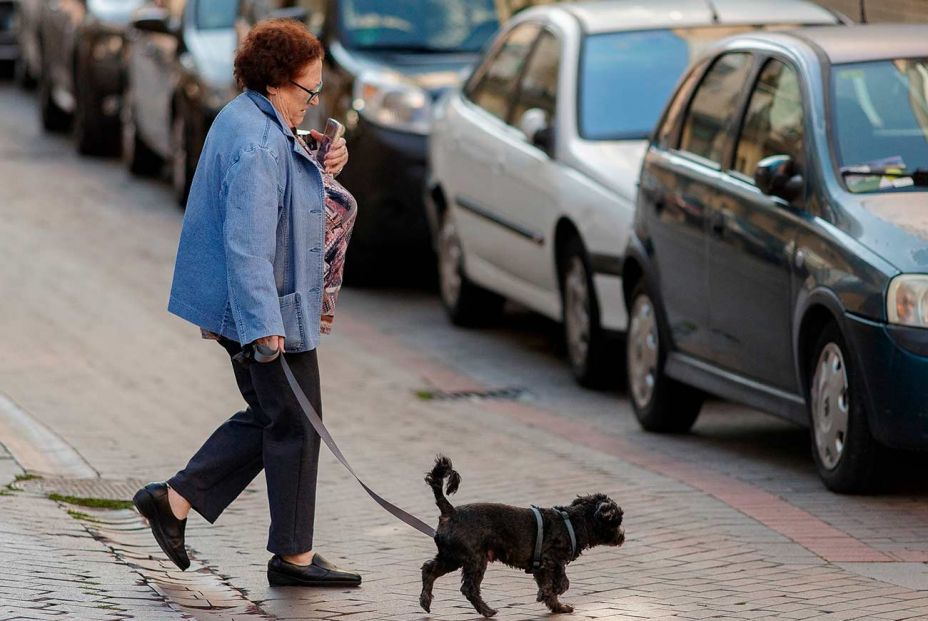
[843,312,928,449]
[337,117,431,252]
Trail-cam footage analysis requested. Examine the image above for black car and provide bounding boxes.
[241,0,535,278]
[123,0,239,206]
[37,0,143,154]
[0,0,18,77]
[623,25,928,493]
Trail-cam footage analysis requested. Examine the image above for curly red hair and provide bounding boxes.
[234,19,324,95]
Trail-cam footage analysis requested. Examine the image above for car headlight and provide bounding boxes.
[353,71,432,136]
[887,274,928,328]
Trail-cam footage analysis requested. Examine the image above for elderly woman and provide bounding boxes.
[133,20,359,587]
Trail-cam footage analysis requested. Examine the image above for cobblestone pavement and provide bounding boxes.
[2,80,928,620]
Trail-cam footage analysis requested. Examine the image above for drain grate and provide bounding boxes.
[416,387,529,402]
[14,476,148,501]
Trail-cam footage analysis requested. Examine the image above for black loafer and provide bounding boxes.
[133,482,190,571]
[267,553,361,587]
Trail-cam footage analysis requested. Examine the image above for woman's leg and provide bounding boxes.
[167,339,268,523]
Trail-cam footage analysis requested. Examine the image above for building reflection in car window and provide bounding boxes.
[734,59,804,178]
[833,58,928,193]
[511,31,560,126]
[679,52,753,164]
[467,23,541,121]
[341,0,499,53]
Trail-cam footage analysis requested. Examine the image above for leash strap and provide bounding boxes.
[279,355,436,538]
[529,506,544,573]
[556,509,577,557]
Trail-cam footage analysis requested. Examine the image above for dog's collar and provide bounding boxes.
[528,506,577,574]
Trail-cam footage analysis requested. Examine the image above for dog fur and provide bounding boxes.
[419,455,625,617]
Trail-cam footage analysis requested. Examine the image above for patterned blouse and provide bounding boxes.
[201,133,356,342]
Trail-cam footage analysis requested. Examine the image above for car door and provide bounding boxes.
[707,57,805,392]
[644,51,755,361]
[450,22,541,271]
[490,27,561,295]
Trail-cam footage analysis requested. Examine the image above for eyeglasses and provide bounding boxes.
[290,80,323,104]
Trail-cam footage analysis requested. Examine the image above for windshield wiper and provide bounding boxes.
[840,166,928,186]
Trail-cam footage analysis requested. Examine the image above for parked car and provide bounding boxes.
[12,0,42,87]
[0,0,18,77]
[623,24,928,492]
[239,0,562,279]
[426,0,843,387]
[37,0,144,155]
[123,0,239,206]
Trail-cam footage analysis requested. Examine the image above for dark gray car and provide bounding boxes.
[623,25,928,493]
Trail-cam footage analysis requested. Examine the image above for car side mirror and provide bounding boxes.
[519,108,554,158]
[754,154,803,203]
[132,7,172,35]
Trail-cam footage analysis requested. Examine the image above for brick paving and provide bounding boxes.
[2,81,928,620]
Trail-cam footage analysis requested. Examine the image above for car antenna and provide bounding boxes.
[705,0,720,24]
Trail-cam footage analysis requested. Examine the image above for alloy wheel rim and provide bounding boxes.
[628,294,658,409]
[172,115,187,198]
[564,256,590,369]
[438,215,462,308]
[811,342,849,470]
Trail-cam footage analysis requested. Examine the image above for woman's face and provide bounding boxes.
[269,60,323,129]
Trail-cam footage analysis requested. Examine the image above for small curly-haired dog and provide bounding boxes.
[419,456,624,617]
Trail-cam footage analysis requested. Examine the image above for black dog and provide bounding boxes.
[419,456,625,617]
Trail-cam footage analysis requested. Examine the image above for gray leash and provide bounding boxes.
[255,345,436,538]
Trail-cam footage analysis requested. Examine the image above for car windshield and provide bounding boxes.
[197,0,238,29]
[580,25,810,141]
[832,58,928,193]
[340,0,499,53]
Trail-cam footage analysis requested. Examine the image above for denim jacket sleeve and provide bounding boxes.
[222,145,284,345]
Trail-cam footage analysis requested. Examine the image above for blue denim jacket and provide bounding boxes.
[168,90,325,352]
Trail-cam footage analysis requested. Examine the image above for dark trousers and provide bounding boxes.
[168,339,322,555]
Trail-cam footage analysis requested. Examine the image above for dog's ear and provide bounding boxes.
[594,501,623,525]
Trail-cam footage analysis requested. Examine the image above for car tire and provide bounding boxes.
[807,322,880,493]
[559,236,610,387]
[38,70,71,133]
[437,209,503,327]
[171,112,193,208]
[123,104,162,176]
[626,280,703,432]
[75,75,119,156]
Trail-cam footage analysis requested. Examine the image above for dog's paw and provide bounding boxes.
[555,603,574,614]
[481,607,497,618]
[419,592,432,613]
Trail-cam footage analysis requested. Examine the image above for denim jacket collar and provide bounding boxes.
[245,89,314,164]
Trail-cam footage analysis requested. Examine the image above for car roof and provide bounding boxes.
[537,0,840,35]
[785,24,928,64]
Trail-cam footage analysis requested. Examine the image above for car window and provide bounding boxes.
[655,60,707,150]
[196,0,238,29]
[510,30,559,127]
[679,52,753,165]
[734,59,804,178]
[467,23,541,121]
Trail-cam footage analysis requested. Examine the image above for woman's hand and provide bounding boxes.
[255,335,284,353]
[310,129,348,175]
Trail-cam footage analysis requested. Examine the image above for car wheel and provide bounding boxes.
[560,236,610,387]
[437,210,503,326]
[75,76,119,156]
[38,70,71,132]
[123,103,162,176]
[171,112,193,207]
[807,322,879,493]
[626,280,703,432]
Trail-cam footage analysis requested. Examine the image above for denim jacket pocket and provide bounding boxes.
[279,292,305,352]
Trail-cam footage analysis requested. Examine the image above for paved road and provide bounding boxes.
[2,81,928,620]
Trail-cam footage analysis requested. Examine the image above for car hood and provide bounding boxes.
[336,44,479,95]
[852,191,928,272]
[567,139,649,203]
[186,29,237,88]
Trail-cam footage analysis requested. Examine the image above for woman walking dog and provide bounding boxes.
[134,19,360,587]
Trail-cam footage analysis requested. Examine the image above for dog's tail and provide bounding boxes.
[426,454,460,517]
